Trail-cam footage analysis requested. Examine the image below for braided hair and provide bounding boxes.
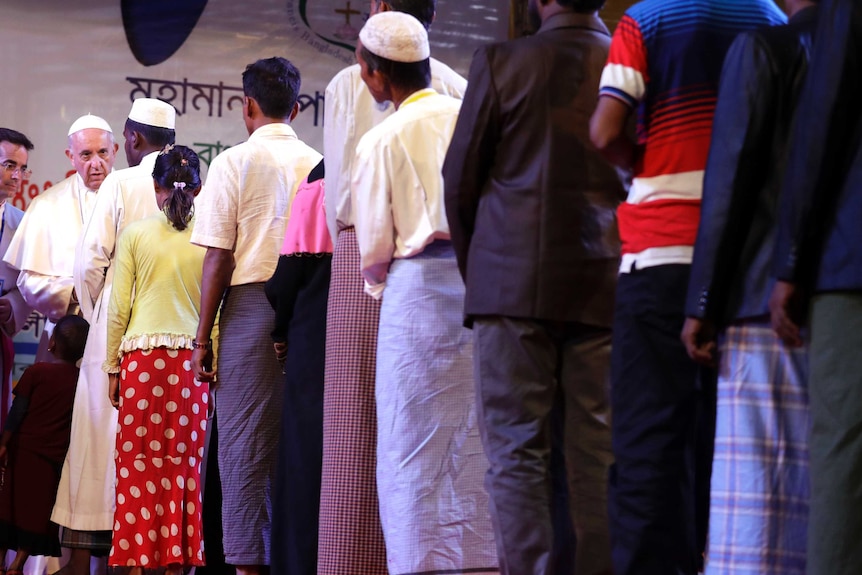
[153,145,201,231]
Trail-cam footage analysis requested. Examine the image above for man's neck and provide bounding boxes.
[787,0,817,17]
[248,117,289,134]
[392,85,430,110]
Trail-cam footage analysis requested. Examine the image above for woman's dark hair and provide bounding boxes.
[153,145,201,231]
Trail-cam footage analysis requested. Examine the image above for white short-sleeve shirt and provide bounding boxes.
[192,123,322,285]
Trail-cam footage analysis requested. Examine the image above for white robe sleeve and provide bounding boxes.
[352,134,394,300]
[16,270,74,322]
[75,172,121,322]
[323,71,354,243]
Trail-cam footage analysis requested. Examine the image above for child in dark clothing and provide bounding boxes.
[0,315,89,573]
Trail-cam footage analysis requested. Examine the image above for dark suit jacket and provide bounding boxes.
[775,0,862,292]
[686,7,817,325]
[443,11,626,327]
[0,203,32,336]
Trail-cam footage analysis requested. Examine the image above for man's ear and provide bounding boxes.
[65,148,74,166]
[244,96,257,120]
[379,1,391,12]
[129,130,142,150]
[289,102,300,122]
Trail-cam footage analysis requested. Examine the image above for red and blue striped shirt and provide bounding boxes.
[599,0,786,270]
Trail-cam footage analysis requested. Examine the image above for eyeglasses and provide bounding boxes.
[1,161,31,178]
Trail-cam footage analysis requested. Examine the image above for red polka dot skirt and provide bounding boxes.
[109,347,208,568]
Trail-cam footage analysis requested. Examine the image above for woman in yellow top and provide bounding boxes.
[103,145,209,575]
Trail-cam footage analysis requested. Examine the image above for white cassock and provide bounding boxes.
[3,173,99,360]
[323,57,466,242]
[51,151,160,531]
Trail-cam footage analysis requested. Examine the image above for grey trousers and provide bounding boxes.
[807,293,862,575]
[473,317,614,575]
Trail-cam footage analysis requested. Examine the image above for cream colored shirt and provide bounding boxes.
[352,89,462,299]
[4,173,97,321]
[191,123,322,285]
[324,57,467,242]
[104,215,207,372]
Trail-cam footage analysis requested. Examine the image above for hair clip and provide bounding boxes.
[159,143,176,155]
[173,181,187,190]
[180,158,189,166]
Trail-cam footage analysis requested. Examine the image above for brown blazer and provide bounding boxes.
[443,11,626,327]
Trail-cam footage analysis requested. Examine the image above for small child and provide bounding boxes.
[0,315,89,573]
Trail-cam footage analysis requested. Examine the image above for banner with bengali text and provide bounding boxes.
[0,0,506,377]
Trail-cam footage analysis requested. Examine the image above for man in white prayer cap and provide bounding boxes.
[51,98,176,575]
[350,12,498,575]
[4,114,118,361]
[318,3,465,571]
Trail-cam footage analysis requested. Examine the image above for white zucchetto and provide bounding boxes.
[67,114,113,136]
[127,98,176,129]
[359,12,430,63]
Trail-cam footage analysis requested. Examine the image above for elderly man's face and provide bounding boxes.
[0,141,30,202]
[356,40,388,104]
[67,129,118,191]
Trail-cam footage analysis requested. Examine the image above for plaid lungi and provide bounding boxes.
[217,283,284,566]
[60,527,112,556]
[705,321,809,575]
[317,228,387,575]
[376,242,498,575]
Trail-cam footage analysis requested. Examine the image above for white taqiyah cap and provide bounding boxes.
[359,12,430,63]
[127,98,176,130]
[67,114,113,136]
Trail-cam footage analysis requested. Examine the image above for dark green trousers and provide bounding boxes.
[807,293,862,575]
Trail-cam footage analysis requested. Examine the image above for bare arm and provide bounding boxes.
[590,96,635,171]
[192,247,234,382]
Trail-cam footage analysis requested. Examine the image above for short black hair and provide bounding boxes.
[558,0,605,12]
[125,118,175,148]
[386,0,437,29]
[242,57,301,119]
[0,128,34,151]
[153,145,201,231]
[360,45,431,95]
[53,315,89,363]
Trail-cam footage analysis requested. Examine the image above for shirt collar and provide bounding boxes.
[539,11,610,37]
[74,172,96,194]
[249,122,299,142]
[401,88,437,109]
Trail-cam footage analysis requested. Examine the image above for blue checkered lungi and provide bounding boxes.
[705,321,810,575]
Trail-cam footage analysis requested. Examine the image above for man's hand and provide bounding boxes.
[273,341,288,374]
[770,280,803,347]
[108,373,120,409]
[681,317,717,367]
[192,347,216,384]
[0,298,12,325]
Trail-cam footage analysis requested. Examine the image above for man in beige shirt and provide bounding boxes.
[191,57,321,575]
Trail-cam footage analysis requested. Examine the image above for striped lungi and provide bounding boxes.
[60,527,112,556]
[317,228,387,575]
[705,321,809,575]
[376,241,498,575]
[216,283,284,566]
